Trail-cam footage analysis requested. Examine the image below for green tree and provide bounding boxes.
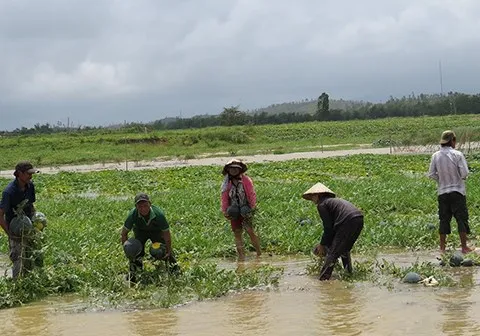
[220,105,247,126]
[316,92,330,120]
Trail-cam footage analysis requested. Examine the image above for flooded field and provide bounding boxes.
[2,251,480,336]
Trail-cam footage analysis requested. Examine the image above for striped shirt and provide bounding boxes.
[428,146,469,195]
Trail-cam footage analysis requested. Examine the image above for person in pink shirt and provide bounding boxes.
[221,159,261,260]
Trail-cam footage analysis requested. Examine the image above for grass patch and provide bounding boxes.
[1,114,480,169]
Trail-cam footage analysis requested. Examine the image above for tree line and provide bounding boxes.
[149,92,480,129]
[2,92,480,135]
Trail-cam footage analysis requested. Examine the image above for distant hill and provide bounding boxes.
[247,98,368,115]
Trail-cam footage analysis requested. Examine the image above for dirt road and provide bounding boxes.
[0,147,394,178]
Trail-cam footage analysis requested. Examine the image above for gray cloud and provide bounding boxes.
[1,0,479,130]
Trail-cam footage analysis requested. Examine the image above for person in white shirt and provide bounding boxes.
[428,130,472,254]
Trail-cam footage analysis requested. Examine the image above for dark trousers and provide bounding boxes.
[9,236,44,279]
[438,192,470,234]
[319,217,364,280]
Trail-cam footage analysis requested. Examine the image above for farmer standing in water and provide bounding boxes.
[221,159,261,260]
[303,183,363,280]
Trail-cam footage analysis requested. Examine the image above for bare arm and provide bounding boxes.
[121,227,129,244]
[0,209,8,236]
[162,230,172,258]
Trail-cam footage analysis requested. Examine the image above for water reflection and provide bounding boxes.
[1,302,50,335]
[439,269,480,336]
[125,309,179,336]
[3,253,480,336]
[315,281,365,335]
[227,291,269,335]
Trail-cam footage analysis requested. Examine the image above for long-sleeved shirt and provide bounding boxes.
[221,175,256,213]
[317,197,363,246]
[428,146,469,196]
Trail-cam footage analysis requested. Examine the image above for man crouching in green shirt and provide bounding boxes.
[121,192,180,283]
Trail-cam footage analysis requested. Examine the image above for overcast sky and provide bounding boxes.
[1,0,479,130]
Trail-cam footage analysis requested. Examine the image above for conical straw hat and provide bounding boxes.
[302,183,336,200]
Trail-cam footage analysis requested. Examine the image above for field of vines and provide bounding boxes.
[1,114,479,170]
[1,153,479,308]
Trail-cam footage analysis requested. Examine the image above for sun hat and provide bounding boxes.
[222,159,248,175]
[439,130,456,145]
[302,183,336,201]
[134,192,150,204]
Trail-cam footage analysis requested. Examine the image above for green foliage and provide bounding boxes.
[2,114,480,170]
[0,153,479,308]
[316,92,330,120]
[220,106,248,126]
[5,92,480,134]
[307,256,456,287]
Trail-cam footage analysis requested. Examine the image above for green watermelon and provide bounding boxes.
[226,205,240,219]
[240,205,252,217]
[449,253,464,267]
[32,211,48,231]
[9,214,34,237]
[461,258,474,267]
[149,242,166,260]
[123,238,142,259]
[403,272,422,283]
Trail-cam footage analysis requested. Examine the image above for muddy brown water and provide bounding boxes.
[2,252,480,336]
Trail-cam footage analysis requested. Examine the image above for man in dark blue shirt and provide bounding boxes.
[0,161,39,278]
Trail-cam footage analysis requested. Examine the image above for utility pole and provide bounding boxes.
[439,60,444,96]
[124,120,128,171]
